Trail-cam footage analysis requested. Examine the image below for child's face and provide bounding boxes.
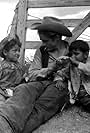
[5,44,20,62]
[72,49,89,63]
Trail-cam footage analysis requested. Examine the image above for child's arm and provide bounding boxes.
[78,62,90,75]
[70,57,90,75]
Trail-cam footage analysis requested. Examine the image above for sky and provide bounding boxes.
[27,6,90,42]
[0,0,18,41]
[0,0,90,59]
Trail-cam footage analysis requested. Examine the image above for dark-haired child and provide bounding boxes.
[69,40,90,110]
[0,35,25,102]
[53,40,90,107]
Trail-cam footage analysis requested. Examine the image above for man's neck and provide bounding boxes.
[49,46,68,59]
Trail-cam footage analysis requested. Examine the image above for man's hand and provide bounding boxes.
[56,56,70,70]
[57,56,69,61]
[37,68,49,78]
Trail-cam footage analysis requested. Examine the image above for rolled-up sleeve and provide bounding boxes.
[78,62,90,75]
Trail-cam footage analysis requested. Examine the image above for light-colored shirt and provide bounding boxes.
[78,62,90,95]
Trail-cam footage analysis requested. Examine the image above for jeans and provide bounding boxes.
[0,80,68,133]
[77,85,90,111]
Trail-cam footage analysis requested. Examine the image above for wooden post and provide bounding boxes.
[16,0,28,65]
[9,4,18,39]
[65,11,90,44]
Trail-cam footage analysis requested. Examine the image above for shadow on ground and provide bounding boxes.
[33,105,90,133]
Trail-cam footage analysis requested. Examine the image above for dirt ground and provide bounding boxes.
[33,105,90,133]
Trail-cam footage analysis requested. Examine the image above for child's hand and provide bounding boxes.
[55,80,66,90]
[6,89,13,97]
[56,56,70,70]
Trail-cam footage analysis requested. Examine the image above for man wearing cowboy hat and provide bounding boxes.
[0,16,72,133]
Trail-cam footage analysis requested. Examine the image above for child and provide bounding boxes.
[53,40,90,106]
[69,40,90,111]
[0,35,25,102]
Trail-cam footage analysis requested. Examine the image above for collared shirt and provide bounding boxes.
[78,62,90,95]
[0,60,24,91]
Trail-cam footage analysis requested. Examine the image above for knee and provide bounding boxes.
[14,83,29,94]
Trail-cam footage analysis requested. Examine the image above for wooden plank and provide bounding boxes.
[65,11,90,44]
[25,41,90,49]
[16,0,28,65]
[28,0,90,8]
[26,19,86,28]
[9,2,19,38]
[9,8,18,38]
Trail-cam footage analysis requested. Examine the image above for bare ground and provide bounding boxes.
[33,105,90,133]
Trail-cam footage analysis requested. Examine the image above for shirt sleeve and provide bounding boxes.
[78,62,90,75]
[0,64,3,79]
[28,48,49,81]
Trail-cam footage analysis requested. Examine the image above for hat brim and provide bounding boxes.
[33,23,72,37]
[31,22,42,30]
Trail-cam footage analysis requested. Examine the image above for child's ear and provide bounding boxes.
[3,49,7,56]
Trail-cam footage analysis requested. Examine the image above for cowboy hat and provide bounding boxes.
[31,16,72,37]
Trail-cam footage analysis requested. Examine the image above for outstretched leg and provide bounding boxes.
[0,81,46,133]
[23,82,69,133]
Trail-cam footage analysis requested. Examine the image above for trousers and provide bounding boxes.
[0,80,69,133]
[77,84,90,111]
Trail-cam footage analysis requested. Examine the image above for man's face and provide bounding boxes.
[39,33,57,51]
[72,49,89,63]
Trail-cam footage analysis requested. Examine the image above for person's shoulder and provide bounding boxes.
[1,60,15,69]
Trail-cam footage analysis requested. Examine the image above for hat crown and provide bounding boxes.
[31,16,72,37]
[42,16,64,25]
[31,16,64,29]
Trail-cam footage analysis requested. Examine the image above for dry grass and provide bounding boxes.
[33,106,90,133]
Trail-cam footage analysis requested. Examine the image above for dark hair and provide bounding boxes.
[69,40,89,56]
[2,37,22,59]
